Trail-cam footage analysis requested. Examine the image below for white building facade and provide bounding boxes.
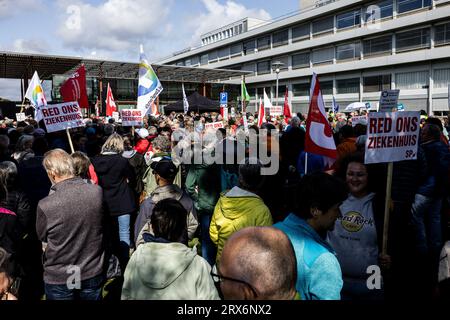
[159,0,450,115]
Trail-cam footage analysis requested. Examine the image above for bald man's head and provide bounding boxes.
[218,227,297,300]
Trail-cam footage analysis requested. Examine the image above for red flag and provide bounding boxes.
[105,83,117,116]
[305,73,337,160]
[283,86,292,123]
[59,65,89,108]
[257,97,266,127]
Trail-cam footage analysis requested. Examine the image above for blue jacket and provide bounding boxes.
[274,214,343,300]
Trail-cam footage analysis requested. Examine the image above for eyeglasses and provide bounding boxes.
[210,264,258,298]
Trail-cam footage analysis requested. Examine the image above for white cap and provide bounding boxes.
[136,128,149,139]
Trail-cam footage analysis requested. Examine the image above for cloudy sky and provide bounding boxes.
[0,0,299,100]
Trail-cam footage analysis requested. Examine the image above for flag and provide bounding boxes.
[257,97,266,127]
[305,73,337,163]
[263,89,273,115]
[105,83,117,117]
[241,77,250,111]
[182,83,189,114]
[283,86,292,123]
[94,99,100,117]
[25,71,47,122]
[138,45,163,116]
[332,96,339,113]
[59,65,89,108]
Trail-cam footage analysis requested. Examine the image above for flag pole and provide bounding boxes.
[382,162,394,256]
[66,128,75,154]
[304,152,308,175]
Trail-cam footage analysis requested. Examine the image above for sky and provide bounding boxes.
[0,0,299,100]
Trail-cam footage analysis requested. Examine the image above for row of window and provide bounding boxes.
[174,0,433,67]
[227,23,450,76]
[246,69,450,98]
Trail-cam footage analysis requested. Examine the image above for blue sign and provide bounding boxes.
[220,92,228,105]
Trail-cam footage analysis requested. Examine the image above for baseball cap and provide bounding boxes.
[151,159,178,181]
[136,128,149,139]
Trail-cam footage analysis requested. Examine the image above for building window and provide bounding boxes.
[191,56,200,66]
[208,50,218,62]
[363,35,392,56]
[312,47,334,65]
[312,16,334,35]
[218,47,230,61]
[336,42,361,61]
[257,61,271,75]
[434,69,450,88]
[257,87,272,98]
[257,35,271,51]
[292,23,310,42]
[292,52,310,69]
[336,78,360,94]
[435,23,450,46]
[243,39,256,55]
[273,29,289,47]
[365,0,393,22]
[337,10,361,30]
[397,0,432,14]
[200,54,208,65]
[293,83,311,97]
[176,61,184,66]
[321,80,334,95]
[396,28,430,52]
[230,43,242,57]
[396,71,429,89]
[242,63,256,74]
[185,59,191,67]
[363,75,392,92]
[271,56,289,72]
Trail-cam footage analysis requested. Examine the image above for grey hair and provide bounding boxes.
[152,135,171,153]
[0,162,18,186]
[43,149,75,178]
[101,133,124,154]
[290,116,301,127]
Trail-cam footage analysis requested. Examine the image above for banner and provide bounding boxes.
[269,106,283,116]
[41,102,84,133]
[379,90,400,112]
[351,115,368,127]
[121,109,143,127]
[205,121,224,131]
[59,65,89,109]
[365,111,420,164]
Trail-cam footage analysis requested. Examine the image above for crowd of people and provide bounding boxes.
[0,107,449,301]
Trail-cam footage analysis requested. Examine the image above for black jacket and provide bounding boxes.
[92,153,137,216]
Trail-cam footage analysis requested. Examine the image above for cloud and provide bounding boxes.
[56,0,174,57]
[12,38,50,54]
[0,79,21,101]
[0,0,42,19]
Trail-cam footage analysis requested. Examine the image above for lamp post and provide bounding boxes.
[272,61,284,108]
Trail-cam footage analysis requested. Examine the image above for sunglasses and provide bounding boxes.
[210,264,258,298]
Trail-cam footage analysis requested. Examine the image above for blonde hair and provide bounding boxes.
[101,133,124,154]
[43,149,75,178]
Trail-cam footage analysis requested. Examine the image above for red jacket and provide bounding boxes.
[134,139,150,155]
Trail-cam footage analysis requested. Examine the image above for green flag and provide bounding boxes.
[241,79,251,103]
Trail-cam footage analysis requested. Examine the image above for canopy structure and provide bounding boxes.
[164,92,220,114]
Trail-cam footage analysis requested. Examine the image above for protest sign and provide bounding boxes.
[205,121,224,131]
[112,111,120,123]
[365,111,420,165]
[243,115,249,134]
[379,90,400,112]
[269,106,283,116]
[351,115,368,127]
[16,113,26,122]
[121,109,143,127]
[41,101,84,133]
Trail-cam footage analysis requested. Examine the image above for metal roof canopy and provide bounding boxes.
[0,51,251,83]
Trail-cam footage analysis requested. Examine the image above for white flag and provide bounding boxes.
[263,89,273,110]
[25,71,47,122]
[182,83,189,114]
[137,45,163,116]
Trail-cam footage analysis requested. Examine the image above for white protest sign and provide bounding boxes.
[269,106,283,116]
[231,107,236,118]
[112,111,120,122]
[379,90,400,112]
[205,121,224,131]
[243,115,249,134]
[351,115,368,127]
[221,106,229,120]
[16,113,26,122]
[121,109,143,127]
[42,101,84,133]
[365,111,420,164]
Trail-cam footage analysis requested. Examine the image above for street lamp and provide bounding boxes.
[272,61,284,108]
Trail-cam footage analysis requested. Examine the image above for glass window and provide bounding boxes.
[292,23,310,42]
[434,69,450,88]
[185,59,191,67]
[337,10,361,29]
[312,47,334,65]
[218,47,230,60]
[230,43,242,56]
[396,28,430,52]
[321,80,334,95]
[293,83,311,97]
[435,23,450,46]
[336,42,361,61]
[243,39,256,55]
[396,71,429,89]
[208,50,218,62]
[257,61,271,75]
[242,63,256,73]
[363,75,392,92]
[397,0,431,14]
[271,56,289,72]
[273,29,289,47]
[176,61,184,66]
[312,16,334,35]
[257,35,271,51]
[336,78,360,94]
[365,0,393,22]
[292,52,310,69]
[363,35,392,56]
[200,54,208,65]
[257,87,272,98]
[191,56,200,66]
